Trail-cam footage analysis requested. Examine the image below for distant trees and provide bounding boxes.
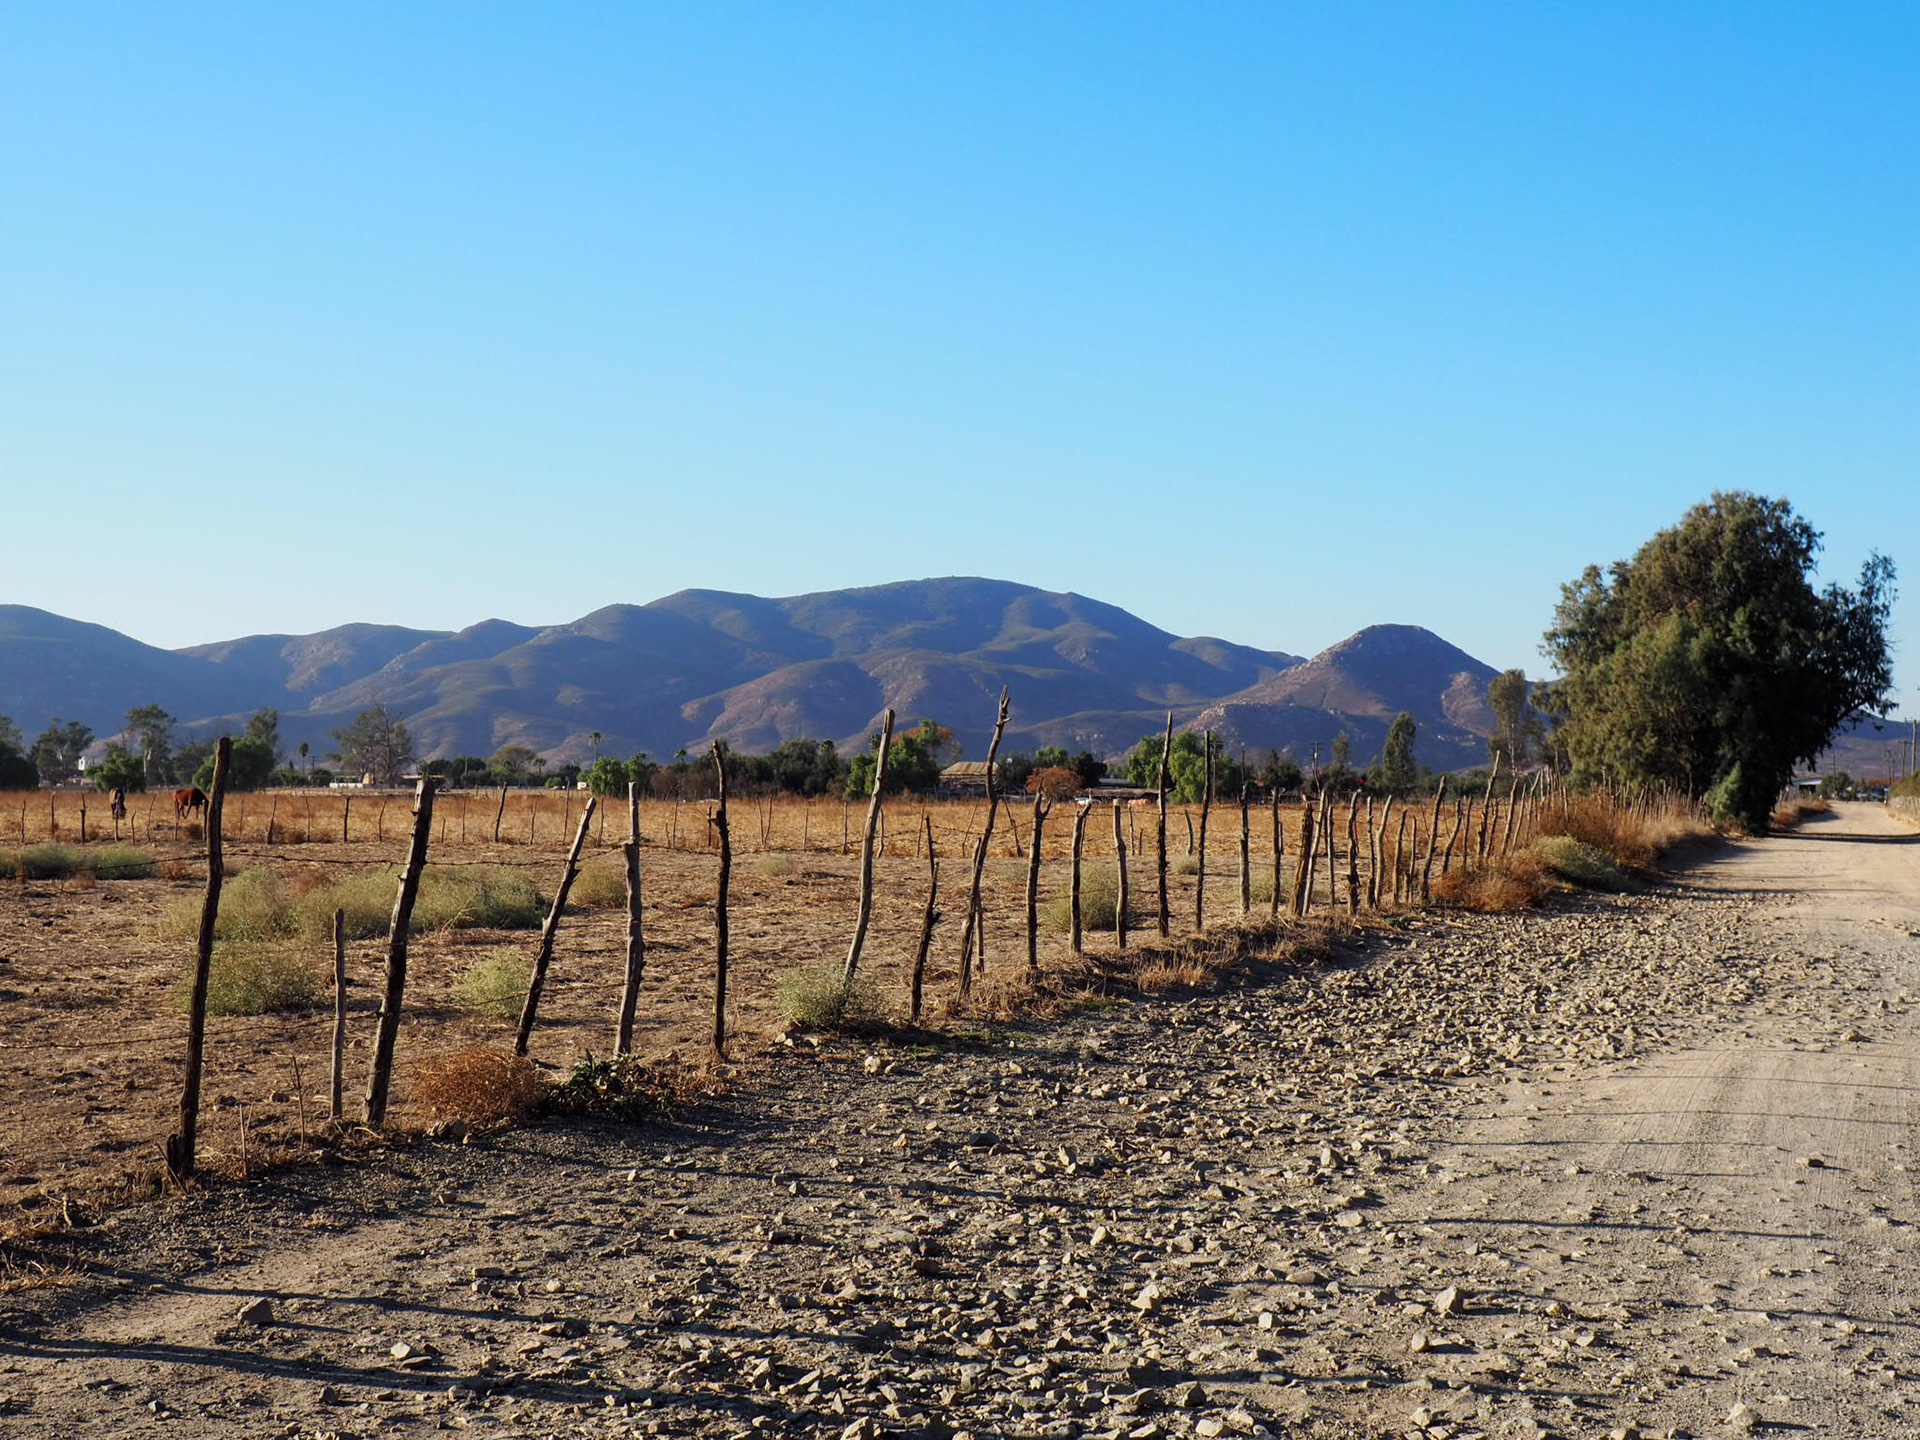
[1486,670,1542,770]
[92,744,146,792]
[0,716,38,789]
[1372,712,1419,793]
[1122,730,1243,802]
[124,705,175,785]
[332,706,415,787]
[30,719,92,784]
[1257,749,1304,793]
[192,735,276,792]
[490,744,540,785]
[845,720,950,799]
[1545,492,1896,831]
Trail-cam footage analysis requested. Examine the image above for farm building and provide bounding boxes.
[938,761,995,795]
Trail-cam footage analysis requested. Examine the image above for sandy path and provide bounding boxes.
[1430,802,1920,1435]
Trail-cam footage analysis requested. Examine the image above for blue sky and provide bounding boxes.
[3,4,1914,711]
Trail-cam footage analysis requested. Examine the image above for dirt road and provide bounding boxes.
[2,804,1916,1438]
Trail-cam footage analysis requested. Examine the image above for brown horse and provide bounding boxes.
[108,787,128,837]
[173,787,207,822]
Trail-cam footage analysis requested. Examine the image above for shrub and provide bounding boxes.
[291,870,393,939]
[176,941,324,1016]
[451,949,531,1020]
[413,865,544,931]
[1534,835,1631,891]
[747,853,800,879]
[412,1047,547,1124]
[1432,852,1549,912]
[160,868,294,942]
[568,861,628,909]
[776,962,884,1032]
[1041,866,1125,932]
[89,845,157,880]
[14,844,88,880]
[548,1052,693,1122]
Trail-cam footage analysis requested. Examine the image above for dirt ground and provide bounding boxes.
[0,789,1321,1219]
[1,802,1915,1437]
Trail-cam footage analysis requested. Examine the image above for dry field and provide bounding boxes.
[1,787,1401,1225]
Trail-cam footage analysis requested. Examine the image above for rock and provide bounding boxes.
[1196,1419,1225,1437]
[840,1418,881,1440]
[1433,1286,1464,1316]
[1132,1282,1167,1312]
[1725,1400,1758,1431]
[1408,1329,1432,1354]
[235,1298,274,1326]
[1173,1381,1207,1408]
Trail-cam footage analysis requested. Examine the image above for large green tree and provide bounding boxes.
[1373,711,1419,793]
[30,719,92,784]
[1485,669,1542,769]
[124,704,175,785]
[1543,492,1895,831]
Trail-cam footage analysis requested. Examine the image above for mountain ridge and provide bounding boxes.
[0,581,1510,770]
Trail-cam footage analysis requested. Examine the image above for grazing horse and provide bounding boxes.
[108,787,128,836]
[173,786,208,822]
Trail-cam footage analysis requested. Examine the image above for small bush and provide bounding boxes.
[1535,835,1631,891]
[89,845,156,880]
[160,868,294,942]
[569,861,628,909]
[414,865,545,931]
[776,962,884,1032]
[451,949,531,1020]
[1041,866,1126,932]
[176,941,324,1016]
[549,1052,693,1122]
[15,844,88,880]
[748,853,800,879]
[1432,853,1549,912]
[292,870,392,939]
[412,1047,547,1124]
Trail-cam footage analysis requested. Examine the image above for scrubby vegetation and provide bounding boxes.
[411,1047,546,1125]
[6,843,157,881]
[450,949,531,1020]
[175,941,324,1016]
[776,962,884,1032]
[160,864,544,943]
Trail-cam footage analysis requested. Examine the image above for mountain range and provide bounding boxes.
[1,577,1514,770]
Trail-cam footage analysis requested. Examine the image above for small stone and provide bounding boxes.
[1132,1282,1166,1312]
[1408,1329,1432,1354]
[1802,1156,1826,1169]
[862,1054,884,1074]
[235,1298,274,1326]
[1725,1400,1758,1431]
[1195,1420,1225,1438]
[1433,1286,1464,1316]
[1173,1381,1207,1408]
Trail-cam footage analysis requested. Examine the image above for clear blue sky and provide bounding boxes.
[3,5,1914,711]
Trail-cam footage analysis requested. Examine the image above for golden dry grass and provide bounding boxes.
[411,1047,547,1124]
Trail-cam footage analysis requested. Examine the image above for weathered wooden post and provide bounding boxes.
[513,793,597,1056]
[1155,712,1173,938]
[1476,751,1503,865]
[615,782,647,1055]
[329,908,347,1124]
[843,710,894,988]
[910,816,939,1024]
[362,776,435,1127]
[1291,798,1315,917]
[341,794,350,844]
[165,737,231,1184]
[1238,780,1251,916]
[1442,798,1467,876]
[1111,800,1129,950]
[492,784,508,843]
[1345,793,1361,915]
[1421,777,1447,901]
[957,687,1011,997]
[1068,800,1089,956]
[1193,733,1213,933]
[1270,789,1284,921]
[710,741,732,1062]
[1024,790,1049,977]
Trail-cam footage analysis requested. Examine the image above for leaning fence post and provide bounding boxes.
[615,782,647,1055]
[1193,733,1212,933]
[843,710,894,988]
[514,793,597,1056]
[362,776,435,1127]
[1345,793,1361,915]
[1111,800,1130,950]
[492,784,509,843]
[1421,777,1447,900]
[165,736,231,1185]
[1291,797,1315,917]
[957,687,1010,997]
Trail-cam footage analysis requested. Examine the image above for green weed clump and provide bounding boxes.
[776,962,884,1032]
[451,948,531,1020]
[176,941,324,1016]
[1535,835,1632,892]
[1041,866,1125,932]
[549,1052,693,1122]
[161,864,546,945]
[14,844,88,880]
[159,868,293,942]
[88,845,157,880]
[414,865,545,931]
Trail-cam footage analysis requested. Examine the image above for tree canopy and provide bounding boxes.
[1543,492,1895,831]
[332,706,416,787]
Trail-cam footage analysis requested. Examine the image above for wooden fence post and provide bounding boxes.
[1345,793,1361,915]
[957,687,1010,997]
[341,794,350,844]
[1321,791,1338,910]
[1442,798,1466,876]
[1369,797,1390,908]
[1024,791,1048,977]
[843,711,894,987]
[1069,801,1089,956]
[1270,789,1284,921]
[1193,734,1213,932]
[1394,808,1411,904]
[164,737,231,1185]
[362,777,435,1127]
[1238,780,1251,916]
[1111,800,1130,950]
[910,816,939,1025]
[710,742,732,1062]
[1291,798,1315,917]
[1155,712,1173,938]
[615,782,647,1055]
[513,794,597,1056]
[1477,752,1503,864]
[1421,778,1447,901]
[492,785,508,843]
[329,908,347,1124]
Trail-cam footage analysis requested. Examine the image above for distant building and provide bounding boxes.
[938,761,995,795]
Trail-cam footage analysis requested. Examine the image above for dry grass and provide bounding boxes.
[775,962,885,1032]
[1770,796,1831,830]
[174,940,326,1016]
[411,1047,547,1125]
[450,949,531,1020]
[1432,851,1550,911]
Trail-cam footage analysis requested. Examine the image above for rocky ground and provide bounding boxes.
[3,804,1917,1439]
